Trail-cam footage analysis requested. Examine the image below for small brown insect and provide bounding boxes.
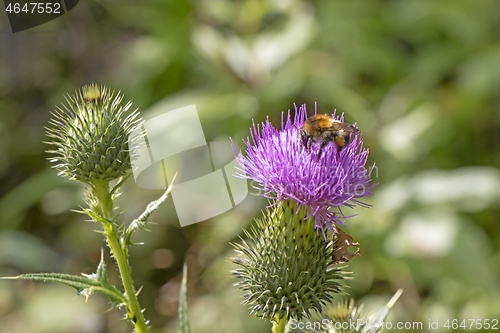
[331,225,360,264]
[299,114,359,160]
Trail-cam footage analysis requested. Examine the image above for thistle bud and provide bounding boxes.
[46,84,142,184]
[232,200,347,321]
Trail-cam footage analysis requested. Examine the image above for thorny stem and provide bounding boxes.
[93,181,150,333]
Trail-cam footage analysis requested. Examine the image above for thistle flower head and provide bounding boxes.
[46,84,143,184]
[234,104,376,236]
[232,200,347,322]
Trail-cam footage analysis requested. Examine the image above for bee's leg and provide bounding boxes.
[304,135,314,152]
[317,139,330,161]
[300,131,310,151]
[307,137,313,152]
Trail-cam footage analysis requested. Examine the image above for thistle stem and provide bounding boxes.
[94,181,150,333]
[272,315,289,333]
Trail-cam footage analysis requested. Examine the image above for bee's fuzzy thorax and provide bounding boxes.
[301,114,334,133]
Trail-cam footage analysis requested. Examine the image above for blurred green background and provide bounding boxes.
[0,0,499,332]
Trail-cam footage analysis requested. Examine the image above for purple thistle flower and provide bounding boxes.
[234,104,376,237]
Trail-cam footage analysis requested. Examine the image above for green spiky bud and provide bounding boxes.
[232,200,348,322]
[306,289,403,333]
[46,84,142,184]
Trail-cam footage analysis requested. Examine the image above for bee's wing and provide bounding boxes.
[347,125,360,133]
[327,122,358,132]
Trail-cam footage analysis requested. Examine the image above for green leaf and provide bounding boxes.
[110,173,133,196]
[1,252,128,309]
[179,263,191,333]
[123,173,177,248]
[360,289,403,333]
[81,250,128,309]
[84,208,113,227]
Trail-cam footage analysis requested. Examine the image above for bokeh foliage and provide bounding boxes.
[0,0,499,332]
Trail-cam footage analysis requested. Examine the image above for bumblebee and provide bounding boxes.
[299,114,359,160]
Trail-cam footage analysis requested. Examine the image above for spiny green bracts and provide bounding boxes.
[46,84,143,183]
[232,200,348,322]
